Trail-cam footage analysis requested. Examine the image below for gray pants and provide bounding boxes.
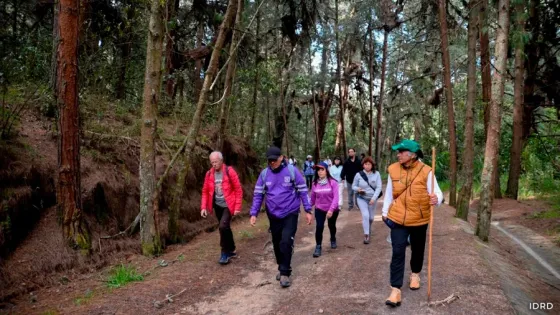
[346,181,356,209]
[356,197,377,235]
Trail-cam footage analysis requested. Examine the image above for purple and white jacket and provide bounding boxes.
[249,164,312,218]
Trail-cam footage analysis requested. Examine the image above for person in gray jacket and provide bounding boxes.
[352,156,382,244]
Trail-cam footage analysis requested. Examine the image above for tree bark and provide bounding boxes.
[169,0,238,244]
[480,0,491,136]
[375,30,388,165]
[505,0,528,199]
[193,22,204,101]
[56,0,90,253]
[479,0,502,199]
[139,0,166,255]
[217,0,243,151]
[164,0,181,101]
[456,0,478,220]
[368,16,375,157]
[437,0,458,207]
[476,0,510,242]
[115,41,132,100]
[335,0,347,159]
[248,2,261,143]
[309,44,321,162]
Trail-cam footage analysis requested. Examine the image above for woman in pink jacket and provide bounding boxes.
[310,162,340,258]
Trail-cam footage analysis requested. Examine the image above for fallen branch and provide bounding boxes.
[84,130,139,145]
[428,294,460,307]
[99,214,140,241]
[154,288,188,308]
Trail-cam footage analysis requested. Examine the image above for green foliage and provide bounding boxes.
[106,264,144,288]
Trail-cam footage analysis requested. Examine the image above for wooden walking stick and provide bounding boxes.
[427,147,436,303]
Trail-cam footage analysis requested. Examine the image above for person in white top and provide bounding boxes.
[328,156,344,209]
[381,139,443,307]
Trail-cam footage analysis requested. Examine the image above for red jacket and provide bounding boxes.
[201,164,243,215]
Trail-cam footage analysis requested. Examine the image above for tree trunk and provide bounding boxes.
[368,16,375,157]
[456,0,478,220]
[139,0,166,255]
[375,30,388,165]
[115,41,131,99]
[309,44,321,161]
[476,0,510,242]
[437,0,458,207]
[164,0,181,101]
[193,22,204,101]
[217,0,243,151]
[56,0,90,253]
[479,0,502,198]
[248,2,261,143]
[169,0,238,244]
[505,0,527,199]
[480,1,491,137]
[335,0,347,159]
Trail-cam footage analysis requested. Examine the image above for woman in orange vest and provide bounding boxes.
[380,140,443,307]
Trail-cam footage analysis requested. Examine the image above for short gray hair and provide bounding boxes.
[209,151,223,160]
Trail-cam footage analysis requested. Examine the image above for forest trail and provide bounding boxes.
[11,192,551,315]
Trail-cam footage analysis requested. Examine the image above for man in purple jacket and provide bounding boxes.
[250,146,313,288]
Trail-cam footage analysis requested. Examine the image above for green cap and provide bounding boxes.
[391,139,421,153]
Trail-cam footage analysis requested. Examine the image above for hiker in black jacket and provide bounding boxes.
[340,148,362,210]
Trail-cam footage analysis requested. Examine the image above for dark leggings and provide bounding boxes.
[306,175,313,189]
[314,209,340,245]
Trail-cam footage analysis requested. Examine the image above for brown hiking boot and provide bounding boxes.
[385,287,401,307]
[409,273,420,290]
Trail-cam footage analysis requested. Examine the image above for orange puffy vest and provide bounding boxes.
[387,160,432,226]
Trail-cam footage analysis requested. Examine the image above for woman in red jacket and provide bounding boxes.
[200,151,243,265]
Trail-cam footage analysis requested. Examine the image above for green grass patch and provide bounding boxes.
[42,311,59,315]
[529,208,560,219]
[106,264,144,289]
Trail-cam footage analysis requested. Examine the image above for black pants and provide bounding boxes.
[390,223,428,288]
[305,175,313,189]
[268,211,299,277]
[314,209,339,245]
[214,204,235,254]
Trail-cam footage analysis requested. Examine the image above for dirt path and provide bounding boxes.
[7,193,517,315]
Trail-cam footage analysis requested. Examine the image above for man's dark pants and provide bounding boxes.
[267,211,299,276]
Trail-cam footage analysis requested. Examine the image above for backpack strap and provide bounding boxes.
[260,168,268,195]
[260,165,297,195]
[359,171,376,191]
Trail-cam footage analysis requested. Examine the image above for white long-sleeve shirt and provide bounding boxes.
[381,171,443,217]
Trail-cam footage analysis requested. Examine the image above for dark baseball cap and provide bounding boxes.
[266,146,282,160]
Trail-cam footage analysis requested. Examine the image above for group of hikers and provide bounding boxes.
[199,140,443,307]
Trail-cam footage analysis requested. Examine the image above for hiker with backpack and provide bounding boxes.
[381,140,442,307]
[310,162,340,258]
[249,146,313,288]
[328,156,344,210]
[340,148,362,211]
[200,151,243,265]
[303,155,315,189]
[352,156,382,244]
